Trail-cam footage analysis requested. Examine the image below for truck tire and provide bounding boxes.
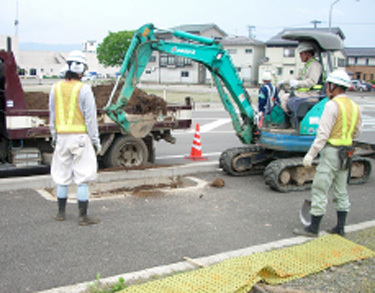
[103,135,148,168]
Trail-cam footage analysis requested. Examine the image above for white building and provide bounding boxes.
[140,24,228,85]
[220,36,265,86]
[0,37,119,78]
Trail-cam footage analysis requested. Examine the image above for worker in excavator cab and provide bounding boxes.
[278,42,323,128]
[49,50,101,226]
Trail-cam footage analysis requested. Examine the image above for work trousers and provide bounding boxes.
[310,146,350,216]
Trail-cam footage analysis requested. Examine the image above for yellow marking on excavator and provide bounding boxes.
[142,27,150,37]
[121,235,375,292]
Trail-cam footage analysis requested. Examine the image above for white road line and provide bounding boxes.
[191,118,231,133]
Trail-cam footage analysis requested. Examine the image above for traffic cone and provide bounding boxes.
[185,123,208,161]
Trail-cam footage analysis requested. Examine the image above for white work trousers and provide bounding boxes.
[51,133,97,185]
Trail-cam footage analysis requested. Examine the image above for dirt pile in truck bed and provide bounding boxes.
[25,82,167,115]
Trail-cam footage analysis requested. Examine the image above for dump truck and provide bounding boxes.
[0,49,192,176]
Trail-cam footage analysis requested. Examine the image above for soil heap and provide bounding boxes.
[25,82,167,116]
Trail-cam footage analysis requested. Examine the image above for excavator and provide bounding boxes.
[105,23,375,192]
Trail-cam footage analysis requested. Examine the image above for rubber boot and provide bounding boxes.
[327,211,347,236]
[53,198,67,221]
[78,200,100,226]
[293,215,323,237]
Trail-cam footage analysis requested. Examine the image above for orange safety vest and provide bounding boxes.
[327,96,360,146]
[54,81,87,133]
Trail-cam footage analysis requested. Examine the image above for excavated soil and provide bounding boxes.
[25,82,167,115]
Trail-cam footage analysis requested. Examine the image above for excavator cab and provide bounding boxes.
[278,30,344,132]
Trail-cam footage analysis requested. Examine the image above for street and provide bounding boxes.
[0,91,375,292]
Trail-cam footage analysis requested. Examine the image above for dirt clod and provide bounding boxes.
[211,178,225,188]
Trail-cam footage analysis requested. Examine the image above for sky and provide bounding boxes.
[1,0,375,48]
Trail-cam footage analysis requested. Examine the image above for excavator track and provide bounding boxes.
[264,156,373,193]
[219,145,269,176]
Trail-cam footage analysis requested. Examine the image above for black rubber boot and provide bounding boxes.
[293,215,323,237]
[327,211,347,236]
[53,198,67,221]
[78,201,100,226]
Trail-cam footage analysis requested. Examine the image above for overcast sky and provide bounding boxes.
[1,0,375,47]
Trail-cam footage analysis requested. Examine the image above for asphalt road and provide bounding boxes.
[1,91,375,292]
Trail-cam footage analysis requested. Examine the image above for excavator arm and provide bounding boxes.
[105,23,255,144]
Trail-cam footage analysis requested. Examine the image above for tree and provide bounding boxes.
[97,30,134,67]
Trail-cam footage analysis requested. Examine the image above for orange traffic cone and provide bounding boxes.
[185,123,208,161]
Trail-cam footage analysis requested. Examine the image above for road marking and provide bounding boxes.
[190,118,231,133]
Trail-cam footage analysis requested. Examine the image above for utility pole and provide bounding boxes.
[310,20,322,29]
[14,0,19,36]
[329,0,340,31]
[247,25,255,39]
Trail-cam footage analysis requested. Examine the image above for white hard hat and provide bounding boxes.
[326,70,351,88]
[262,71,272,81]
[297,42,315,53]
[66,50,87,74]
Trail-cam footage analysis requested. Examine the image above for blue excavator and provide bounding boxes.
[105,23,375,192]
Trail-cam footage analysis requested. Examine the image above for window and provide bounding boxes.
[181,71,189,77]
[289,70,294,75]
[245,48,253,54]
[283,48,295,58]
[338,58,346,67]
[160,53,192,67]
[228,49,237,54]
[277,67,283,76]
[145,70,152,74]
[30,68,37,76]
[149,55,156,62]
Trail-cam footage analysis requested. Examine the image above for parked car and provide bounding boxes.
[350,79,370,92]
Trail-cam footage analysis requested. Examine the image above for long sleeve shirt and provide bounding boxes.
[306,94,362,159]
[295,59,322,89]
[49,82,100,146]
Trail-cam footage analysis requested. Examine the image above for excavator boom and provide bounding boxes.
[105,23,255,144]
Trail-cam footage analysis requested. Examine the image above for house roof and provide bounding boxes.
[171,24,227,37]
[220,36,264,47]
[266,27,345,47]
[344,48,375,57]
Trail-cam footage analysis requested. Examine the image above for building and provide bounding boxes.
[345,48,375,81]
[259,27,346,85]
[220,36,265,86]
[140,24,227,85]
[0,37,119,78]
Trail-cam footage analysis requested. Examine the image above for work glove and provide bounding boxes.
[51,139,56,149]
[255,112,263,126]
[289,79,299,88]
[302,154,313,168]
[94,143,102,156]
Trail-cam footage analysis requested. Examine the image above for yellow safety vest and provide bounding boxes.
[327,96,360,146]
[297,58,324,92]
[54,81,87,133]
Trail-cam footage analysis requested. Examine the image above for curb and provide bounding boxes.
[38,220,375,293]
[0,161,220,192]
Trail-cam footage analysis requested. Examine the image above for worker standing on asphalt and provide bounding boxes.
[278,42,323,128]
[49,50,101,226]
[257,71,279,127]
[294,70,362,237]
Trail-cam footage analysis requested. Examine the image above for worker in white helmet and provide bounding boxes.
[293,70,362,237]
[49,50,101,226]
[278,42,323,128]
[256,71,280,127]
